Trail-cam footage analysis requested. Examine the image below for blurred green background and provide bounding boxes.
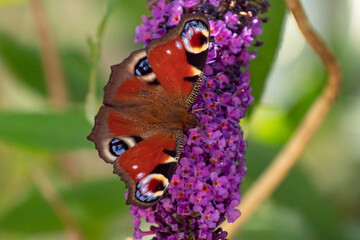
[0,0,359,239]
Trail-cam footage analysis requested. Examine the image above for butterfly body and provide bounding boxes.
[88,13,209,208]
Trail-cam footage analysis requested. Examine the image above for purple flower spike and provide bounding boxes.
[132,0,269,239]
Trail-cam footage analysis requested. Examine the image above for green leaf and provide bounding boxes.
[0,188,64,234]
[63,178,130,239]
[85,0,121,123]
[0,178,130,239]
[274,167,343,240]
[239,203,313,240]
[61,49,103,102]
[284,67,326,137]
[0,31,103,103]
[0,110,93,151]
[0,31,46,95]
[249,66,326,145]
[247,1,287,117]
[244,139,343,240]
[242,138,280,192]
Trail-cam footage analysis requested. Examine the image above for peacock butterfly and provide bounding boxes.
[88,13,210,209]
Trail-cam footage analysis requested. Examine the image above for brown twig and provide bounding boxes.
[222,0,342,237]
[30,0,68,109]
[147,0,160,10]
[32,169,84,240]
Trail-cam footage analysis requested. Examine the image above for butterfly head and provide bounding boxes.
[184,113,200,131]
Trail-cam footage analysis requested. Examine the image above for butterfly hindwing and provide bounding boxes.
[88,13,209,208]
[89,106,183,207]
[114,133,182,206]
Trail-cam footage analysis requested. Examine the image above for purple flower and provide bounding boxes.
[200,206,220,228]
[187,128,203,145]
[226,199,242,223]
[152,0,165,20]
[241,26,254,47]
[214,26,232,46]
[168,5,183,26]
[131,0,269,239]
[224,12,239,30]
[221,50,236,65]
[216,72,229,88]
[209,20,216,36]
[229,34,244,53]
[251,17,263,36]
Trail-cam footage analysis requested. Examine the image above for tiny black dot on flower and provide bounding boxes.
[173,181,179,187]
[192,135,197,140]
[203,186,208,191]
[204,92,209,98]
[183,169,189,174]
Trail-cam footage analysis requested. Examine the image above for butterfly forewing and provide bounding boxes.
[148,13,209,106]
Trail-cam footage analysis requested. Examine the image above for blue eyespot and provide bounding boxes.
[135,57,152,76]
[109,138,128,157]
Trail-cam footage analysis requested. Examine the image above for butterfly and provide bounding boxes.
[88,13,210,209]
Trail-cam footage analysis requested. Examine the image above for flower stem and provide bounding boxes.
[30,0,68,109]
[222,0,342,237]
[32,169,84,240]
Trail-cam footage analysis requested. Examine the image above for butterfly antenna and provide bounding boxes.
[191,108,206,114]
[220,89,245,104]
[232,89,245,98]
[197,125,222,164]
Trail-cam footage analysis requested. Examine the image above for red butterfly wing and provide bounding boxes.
[148,13,209,107]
